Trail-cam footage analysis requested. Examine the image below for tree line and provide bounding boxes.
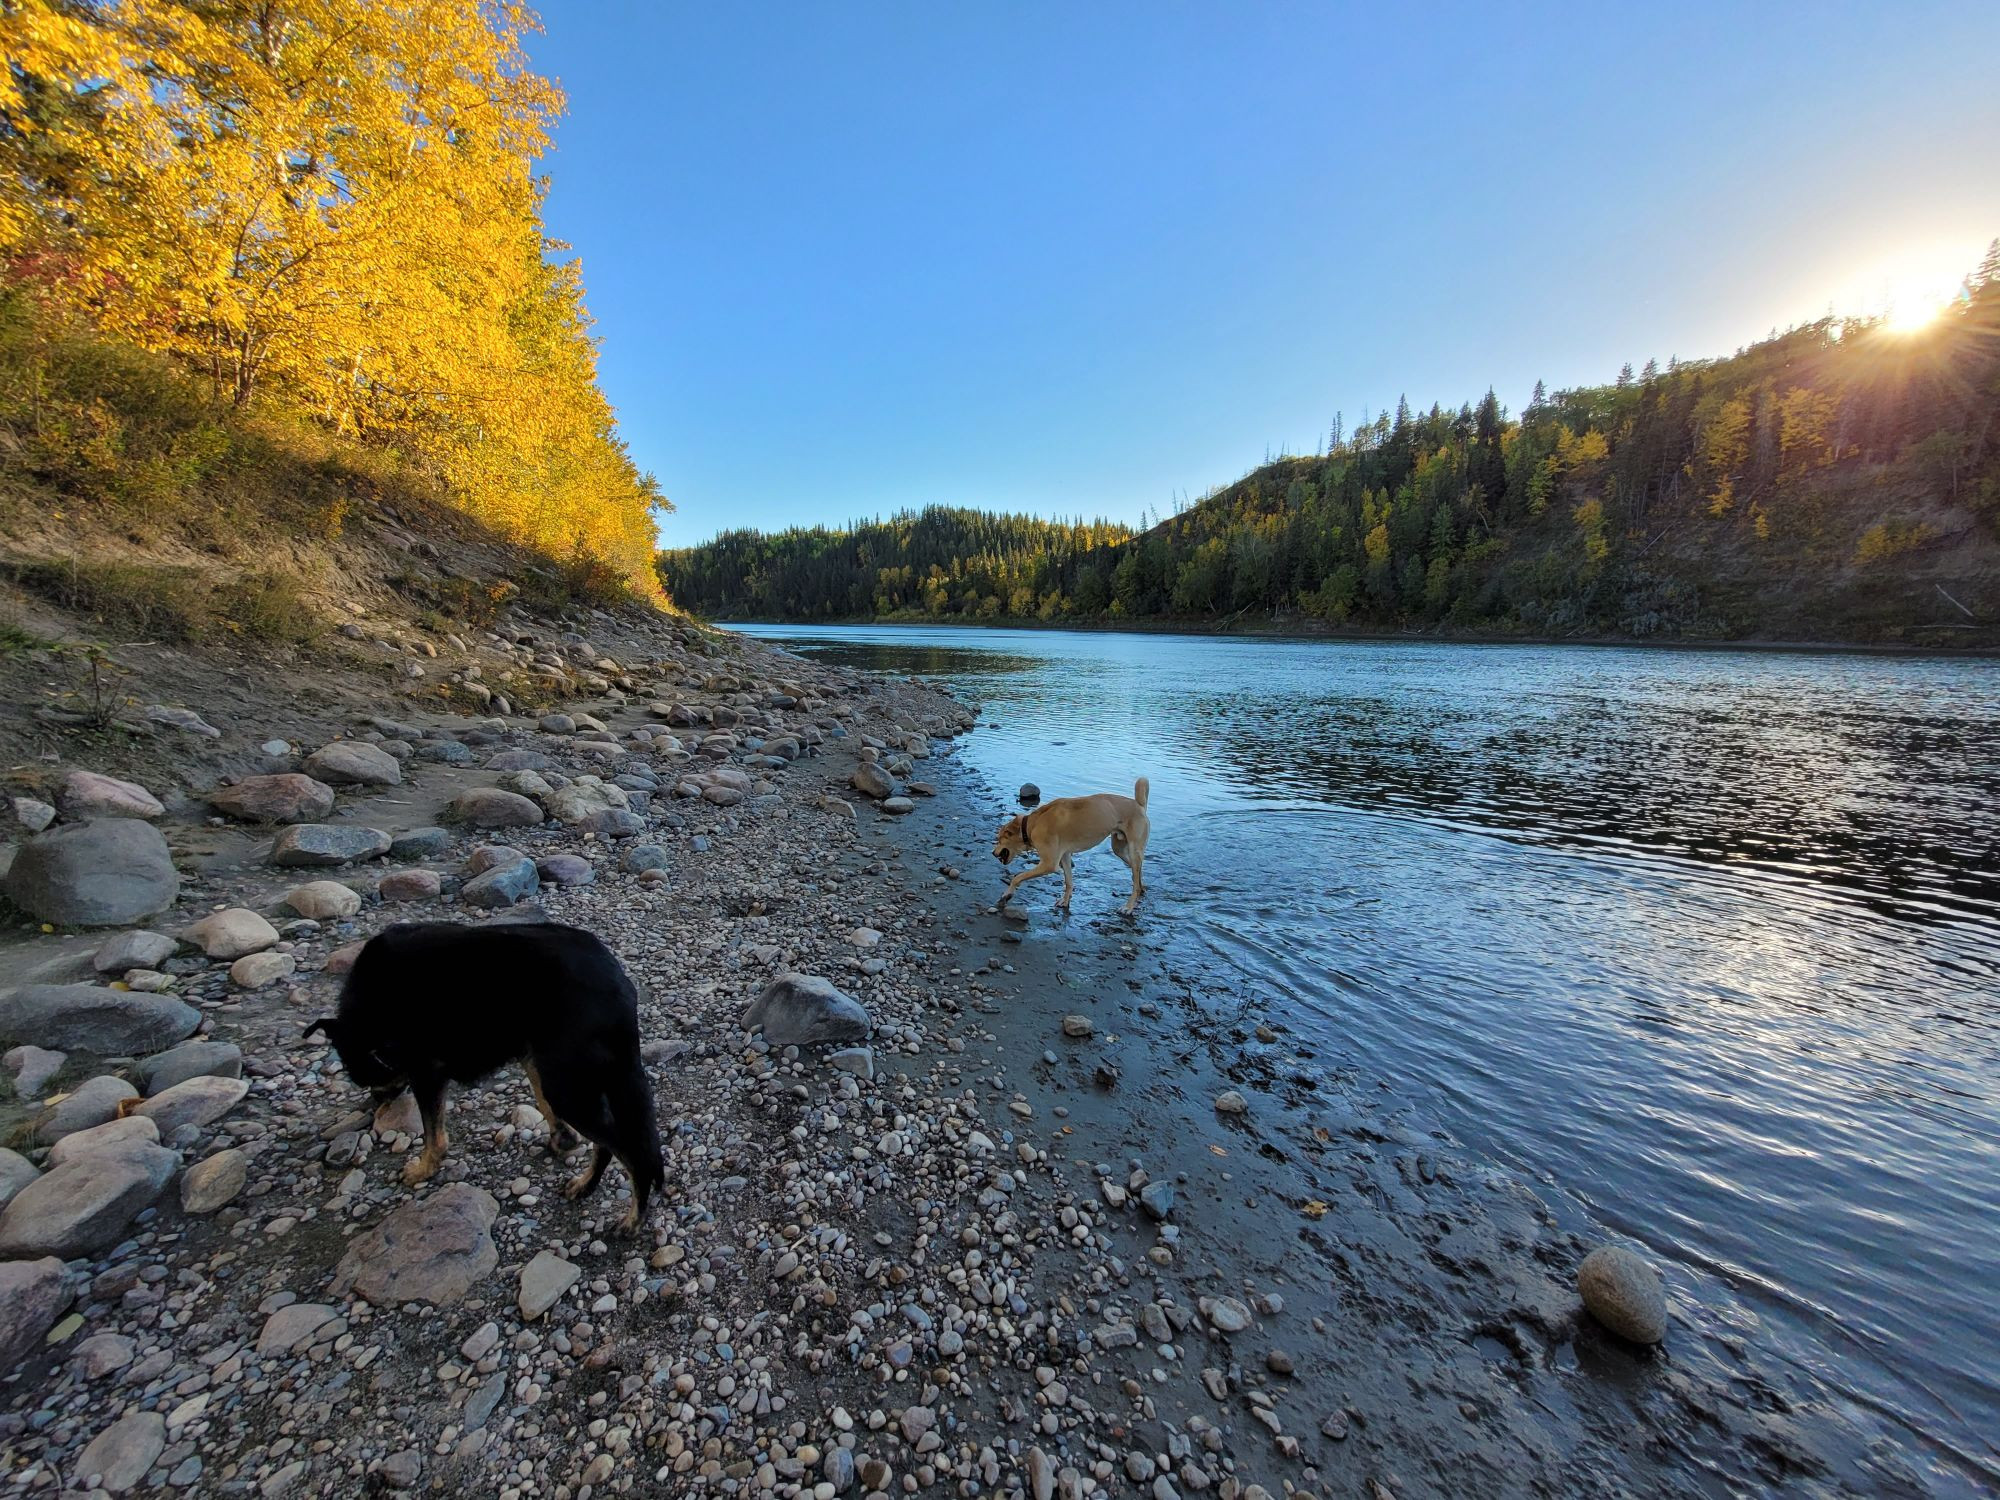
[663,244,2000,640]
[2,0,664,593]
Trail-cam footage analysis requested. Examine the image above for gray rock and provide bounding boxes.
[256,1301,340,1354]
[466,844,525,875]
[180,1147,248,1212]
[745,973,872,1046]
[332,1184,498,1306]
[577,807,644,837]
[518,1248,581,1320]
[270,823,392,866]
[461,857,539,909]
[484,750,552,772]
[414,739,472,765]
[74,1408,166,1494]
[33,1074,138,1143]
[3,819,180,926]
[464,1371,508,1429]
[303,741,402,786]
[144,704,220,737]
[72,1331,135,1377]
[1201,1296,1252,1333]
[0,1139,178,1257]
[388,826,452,859]
[141,1039,243,1093]
[184,906,279,959]
[57,769,164,820]
[13,796,55,832]
[620,843,669,874]
[1061,1014,1094,1038]
[1140,1180,1175,1220]
[879,796,915,815]
[0,1256,70,1369]
[0,983,199,1053]
[826,1046,875,1080]
[282,879,361,919]
[1214,1090,1248,1115]
[131,1074,248,1136]
[92,929,176,974]
[542,780,629,823]
[448,788,545,829]
[1578,1245,1669,1344]
[46,1113,158,1164]
[5,1042,65,1096]
[208,773,335,825]
[851,763,894,800]
[535,853,595,887]
[0,1148,38,1209]
[1019,783,1041,803]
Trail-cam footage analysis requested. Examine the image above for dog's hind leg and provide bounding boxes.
[542,1072,624,1213]
[524,1059,584,1157]
[604,1057,666,1232]
[403,1077,450,1185]
[1057,853,1075,911]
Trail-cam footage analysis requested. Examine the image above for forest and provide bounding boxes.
[662,246,2000,644]
[1,0,663,593]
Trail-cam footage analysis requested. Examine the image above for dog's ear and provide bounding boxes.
[302,1017,340,1043]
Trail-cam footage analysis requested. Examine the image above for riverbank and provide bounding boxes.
[707,612,2000,658]
[0,619,1965,1498]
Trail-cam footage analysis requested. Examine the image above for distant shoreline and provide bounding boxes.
[714,613,2000,659]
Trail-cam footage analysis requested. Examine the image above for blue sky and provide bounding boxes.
[527,2,2000,546]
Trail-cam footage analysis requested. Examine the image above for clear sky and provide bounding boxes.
[526,2,2000,547]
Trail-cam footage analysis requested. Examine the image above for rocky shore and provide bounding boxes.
[0,610,1933,1499]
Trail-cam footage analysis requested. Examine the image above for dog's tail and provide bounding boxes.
[1134,776,1150,808]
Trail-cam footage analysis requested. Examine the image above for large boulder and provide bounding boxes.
[184,907,279,959]
[208,773,336,825]
[0,1139,178,1257]
[2,820,179,926]
[57,769,163,821]
[331,1184,498,1306]
[0,1257,72,1375]
[448,788,544,829]
[270,824,392,867]
[140,1038,242,1094]
[33,1074,138,1144]
[744,974,872,1046]
[0,984,200,1054]
[461,857,539,909]
[302,741,402,786]
[130,1074,248,1136]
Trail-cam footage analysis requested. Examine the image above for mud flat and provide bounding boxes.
[0,619,1944,1498]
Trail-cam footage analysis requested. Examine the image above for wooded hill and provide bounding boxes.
[2,0,663,595]
[662,246,2000,646]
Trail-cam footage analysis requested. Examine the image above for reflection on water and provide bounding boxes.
[744,623,2000,1491]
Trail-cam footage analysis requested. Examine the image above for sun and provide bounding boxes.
[1881,275,1952,333]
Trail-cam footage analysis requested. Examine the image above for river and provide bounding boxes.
[738,622,2000,1491]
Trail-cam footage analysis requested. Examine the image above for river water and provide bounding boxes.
[739,622,2000,1491]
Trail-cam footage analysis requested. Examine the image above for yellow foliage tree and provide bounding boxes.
[1701,396,1751,516]
[0,0,664,593]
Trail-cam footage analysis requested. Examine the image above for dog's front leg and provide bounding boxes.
[996,859,1057,909]
[403,1080,449,1185]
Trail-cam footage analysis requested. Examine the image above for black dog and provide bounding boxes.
[305,921,665,1231]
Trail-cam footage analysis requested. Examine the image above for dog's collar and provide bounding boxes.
[1021,806,1042,852]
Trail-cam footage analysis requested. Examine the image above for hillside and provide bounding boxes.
[662,247,2000,648]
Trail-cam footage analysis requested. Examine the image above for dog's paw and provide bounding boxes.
[548,1126,584,1157]
[401,1156,437,1186]
[618,1202,641,1233]
[563,1170,595,1200]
